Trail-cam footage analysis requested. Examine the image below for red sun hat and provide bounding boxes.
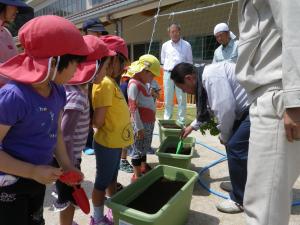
[67,35,116,85]
[100,35,128,59]
[0,15,93,84]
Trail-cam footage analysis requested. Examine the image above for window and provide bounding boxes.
[133,41,160,61]
[34,0,86,17]
[185,35,218,62]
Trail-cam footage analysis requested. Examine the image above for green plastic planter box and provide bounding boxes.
[158,119,183,143]
[156,136,195,169]
[106,165,198,225]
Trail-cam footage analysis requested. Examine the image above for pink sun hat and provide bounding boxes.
[67,35,116,85]
[0,15,93,84]
[100,35,128,59]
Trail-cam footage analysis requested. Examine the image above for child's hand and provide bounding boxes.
[59,169,84,186]
[31,165,63,185]
[136,129,145,140]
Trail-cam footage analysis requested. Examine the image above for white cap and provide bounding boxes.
[214,22,236,40]
[214,23,229,35]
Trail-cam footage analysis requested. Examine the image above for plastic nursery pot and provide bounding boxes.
[158,120,183,143]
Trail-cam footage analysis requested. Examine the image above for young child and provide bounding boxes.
[53,35,116,225]
[119,71,134,173]
[90,35,134,225]
[0,15,91,225]
[126,54,160,182]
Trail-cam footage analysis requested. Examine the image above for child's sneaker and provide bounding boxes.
[141,163,152,174]
[89,216,113,225]
[105,209,113,223]
[119,159,133,173]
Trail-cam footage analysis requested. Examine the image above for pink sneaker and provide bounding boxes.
[89,216,113,225]
[105,209,113,223]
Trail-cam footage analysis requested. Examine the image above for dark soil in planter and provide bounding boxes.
[164,147,191,155]
[126,177,186,214]
[162,124,181,129]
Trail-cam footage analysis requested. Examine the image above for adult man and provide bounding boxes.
[212,23,238,63]
[161,23,193,125]
[82,17,108,36]
[236,1,300,225]
[171,62,250,213]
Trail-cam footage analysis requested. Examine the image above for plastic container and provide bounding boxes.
[106,165,198,225]
[157,119,183,143]
[156,136,195,169]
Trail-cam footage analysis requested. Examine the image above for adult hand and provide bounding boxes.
[284,107,300,142]
[136,129,145,140]
[181,126,194,139]
[218,135,225,145]
[31,165,63,185]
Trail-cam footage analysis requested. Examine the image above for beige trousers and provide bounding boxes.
[245,90,300,225]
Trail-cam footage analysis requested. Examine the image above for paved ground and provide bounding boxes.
[44,121,300,225]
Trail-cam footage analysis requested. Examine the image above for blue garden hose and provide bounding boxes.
[153,132,300,206]
[194,138,300,207]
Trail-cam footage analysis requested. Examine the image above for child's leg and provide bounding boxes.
[131,144,142,178]
[0,177,46,225]
[93,141,121,222]
[59,205,75,225]
[28,181,46,225]
[53,158,81,225]
[141,123,155,173]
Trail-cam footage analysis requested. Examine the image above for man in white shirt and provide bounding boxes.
[161,23,193,125]
[171,62,250,213]
[212,23,238,63]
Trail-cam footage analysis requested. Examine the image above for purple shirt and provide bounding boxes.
[0,81,66,166]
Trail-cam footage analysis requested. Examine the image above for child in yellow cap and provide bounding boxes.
[126,54,160,182]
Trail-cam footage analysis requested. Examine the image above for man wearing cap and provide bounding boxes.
[236,1,300,225]
[212,23,238,63]
[161,23,193,125]
[82,17,108,37]
[171,62,250,213]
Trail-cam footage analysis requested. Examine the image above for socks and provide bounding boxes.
[93,205,104,222]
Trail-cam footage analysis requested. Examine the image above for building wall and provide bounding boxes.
[105,0,238,62]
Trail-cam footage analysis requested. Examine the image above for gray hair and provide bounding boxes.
[167,23,181,32]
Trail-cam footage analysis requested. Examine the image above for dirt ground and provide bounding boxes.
[44,122,300,225]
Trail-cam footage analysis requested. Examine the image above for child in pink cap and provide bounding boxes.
[0,15,92,225]
[90,35,134,225]
[53,35,116,225]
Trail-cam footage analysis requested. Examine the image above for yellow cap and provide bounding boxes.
[127,54,160,77]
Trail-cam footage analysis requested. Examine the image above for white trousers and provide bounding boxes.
[245,90,300,225]
[163,71,186,124]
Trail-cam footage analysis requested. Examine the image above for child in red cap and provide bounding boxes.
[90,35,134,225]
[52,35,116,225]
[0,15,92,225]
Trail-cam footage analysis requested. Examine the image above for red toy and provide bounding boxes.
[59,171,90,214]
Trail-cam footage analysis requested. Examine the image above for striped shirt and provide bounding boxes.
[63,85,90,161]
